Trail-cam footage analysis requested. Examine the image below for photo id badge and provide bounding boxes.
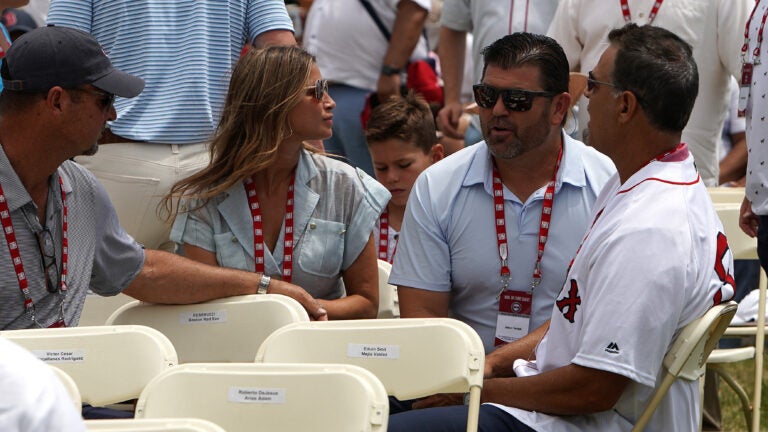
[738,63,753,117]
[494,290,532,346]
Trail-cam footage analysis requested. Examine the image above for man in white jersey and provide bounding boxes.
[46,0,296,252]
[389,24,735,432]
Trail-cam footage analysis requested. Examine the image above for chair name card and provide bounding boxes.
[32,349,86,363]
[347,343,400,359]
[179,310,227,324]
[228,387,286,404]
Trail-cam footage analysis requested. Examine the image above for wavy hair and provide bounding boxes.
[161,46,316,218]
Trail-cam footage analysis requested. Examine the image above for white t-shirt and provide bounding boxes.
[494,146,735,431]
[0,338,86,432]
[303,0,431,92]
[547,0,750,186]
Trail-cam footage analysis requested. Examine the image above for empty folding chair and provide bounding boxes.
[135,363,388,432]
[255,318,484,432]
[106,294,309,363]
[1,325,177,407]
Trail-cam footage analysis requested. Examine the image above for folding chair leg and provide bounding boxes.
[710,364,752,431]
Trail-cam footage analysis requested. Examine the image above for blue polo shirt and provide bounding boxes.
[390,133,616,353]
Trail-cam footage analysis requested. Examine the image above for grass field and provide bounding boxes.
[717,353,768,431]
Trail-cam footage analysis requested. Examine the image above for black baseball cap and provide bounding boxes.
[2,9,37,36]
[1,25,145,97]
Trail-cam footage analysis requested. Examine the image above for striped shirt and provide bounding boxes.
[47,0,294,144]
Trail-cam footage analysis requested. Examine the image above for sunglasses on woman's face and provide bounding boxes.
[305,79,329,101]
[472,84,556,112]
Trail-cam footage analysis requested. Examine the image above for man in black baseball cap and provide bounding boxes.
[2,25,144,97]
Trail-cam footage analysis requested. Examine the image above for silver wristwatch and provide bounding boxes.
[257,274,271,295]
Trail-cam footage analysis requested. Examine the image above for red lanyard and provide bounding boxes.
[742,0,768,64]
[493,145,562,291]
[620,0,663,24]
[378,210,397,264]
[0,176,68,320]
[244,175,295,283]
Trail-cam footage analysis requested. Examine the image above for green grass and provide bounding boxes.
[717,352,768,431]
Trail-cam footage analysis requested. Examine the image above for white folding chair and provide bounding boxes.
[376,259,400,318]
[85,418,226,432]
[0,325,178,406]
[106,294,309,363]
[632,302,737,431]
[135,363,388,432]
[78,292,136,326]
[50,365,82,413]
[706,204,766,431]
[255,318,485,432]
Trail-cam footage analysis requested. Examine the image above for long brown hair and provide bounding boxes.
[161,45,316,218]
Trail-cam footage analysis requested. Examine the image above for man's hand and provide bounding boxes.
[739,195,759,238]
[269,279,328,321]
[436,102,466,139]
[376,74,402,105]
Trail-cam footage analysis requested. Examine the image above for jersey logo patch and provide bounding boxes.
[605,342,620,354]
[556,279,581,323]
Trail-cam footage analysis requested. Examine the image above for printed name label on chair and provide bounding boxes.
[228,387,286,404]
[179,310,227,324]
[347,343,400,359]
[32,349,86,363]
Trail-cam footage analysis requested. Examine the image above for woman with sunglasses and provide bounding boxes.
[165,46,389,320]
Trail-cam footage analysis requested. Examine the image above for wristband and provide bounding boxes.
[258,275,271,295]
[381,64,402,76]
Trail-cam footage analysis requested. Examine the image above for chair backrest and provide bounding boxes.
[78,292,136,326]
[84,418,226,432]
[708,187,746,205]
[376,259,400,318]
[631,301,738,431]
[714,204,758,260]
[255,318,485,432]
[135,363,388,432]
[0,325,178,406]
[49,365,82,413]
[106,294,309,363]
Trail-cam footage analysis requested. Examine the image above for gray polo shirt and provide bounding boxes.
[0,146,144,329]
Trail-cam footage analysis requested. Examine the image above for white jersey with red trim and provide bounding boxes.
[494,145,735,431]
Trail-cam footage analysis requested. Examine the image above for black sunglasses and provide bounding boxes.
[35,227,59,294]
[472,84,556,112]
[586,71,619,93]
[305,79,329,101]
[71,87,116,110]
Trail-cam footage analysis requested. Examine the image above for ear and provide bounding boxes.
[429,143,444,163]
[45,86,66,114]
[550,92,572,126]
[617,90,639,124]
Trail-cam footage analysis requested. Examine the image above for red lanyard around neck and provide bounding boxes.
[620,0,664,24]
[742,0,768,64]
[244,174,295,283]
[0,176,68,321]
[493,145,562,292]
[378,209,397,264]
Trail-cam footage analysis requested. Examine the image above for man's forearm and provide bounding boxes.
[438,26,467,105]
[123,250,258,304]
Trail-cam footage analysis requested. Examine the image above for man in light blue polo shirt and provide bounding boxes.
[46,0,296,252]
[391,33,615,355]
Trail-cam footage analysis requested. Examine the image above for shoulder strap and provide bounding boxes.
[359,0,391,41]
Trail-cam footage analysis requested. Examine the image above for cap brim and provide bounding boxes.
[91,68,145,98]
